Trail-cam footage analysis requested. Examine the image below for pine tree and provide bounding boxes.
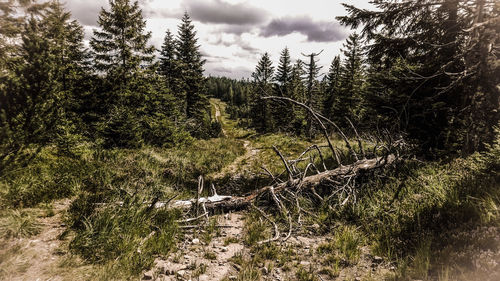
[323,56,342,121]
[250,52,274,132]
[338,33,365,126]
[90,0,155,90]
[273,47,294,132]
[176,12,208,126]
[303,51,323,138]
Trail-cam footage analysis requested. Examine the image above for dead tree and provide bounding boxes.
[165,96,405,243]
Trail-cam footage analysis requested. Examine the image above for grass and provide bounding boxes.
[68,193,181,276]
[0,209,40,239]
[310,130,500,280]
[295,265,319,281]
[317,225,364,266]
[0,128,246,279]
[224,236,239,246]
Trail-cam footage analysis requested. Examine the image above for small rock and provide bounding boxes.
[300,261,310,266]
[198,274,209,281]
[192,238,200,244]
[312,223,320,229]
[221,247,228,252]
[142,273,152,280]
[177,270,186,277]
[355,277,362,281]
[373,256,383,263]
[262,266,269,275]
[229,276,237,281]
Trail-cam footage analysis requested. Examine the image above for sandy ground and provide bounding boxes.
[142,213,246,281]
[0,199,81,281]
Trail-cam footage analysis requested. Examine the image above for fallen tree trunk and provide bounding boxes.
[168,154,396,213]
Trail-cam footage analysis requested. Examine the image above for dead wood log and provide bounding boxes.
[167,154,396,213]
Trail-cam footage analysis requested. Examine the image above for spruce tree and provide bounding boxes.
[323,56,342,121]
[90,0,155,90]
[250,52,274,132]
[91,0,181,147]
[1,14,61,172]
[338,0,499,155]
[338,33,365,126]
[303,51,323,138]
[176,12,208,126]
[159,30,179,89]
[159,29,186,118]
[274,47,294,132]
[41,1,90,154]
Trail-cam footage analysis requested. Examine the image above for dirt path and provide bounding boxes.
[209,100,260,181]
[143,213,246,281]
[213,101,226,137]
[0,199,76,281]
[210,140,259,181]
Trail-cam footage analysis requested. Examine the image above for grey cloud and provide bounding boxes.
[185,0,268,25]
[142,7,183,19]
[260,16,347,42]
[65,0,109,26]
[220,25,253,35]
[210,35,258,54]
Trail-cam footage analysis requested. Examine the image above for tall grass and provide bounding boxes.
[314,128,500,280]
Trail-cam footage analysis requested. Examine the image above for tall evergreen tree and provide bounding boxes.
[303,51,323,138]
[159,29,186,119]
[40,1,90,153]
[338,0,499,155]
[289,59,307,134]
[176,12,208,125]
[90,0,173,148]
[159,30,177,89]
[323,56,342,121]
[90,0,155,90]
[1,13,61,172]
[274,47,294,131]
[250,52,274,132]
[338,33,365,125]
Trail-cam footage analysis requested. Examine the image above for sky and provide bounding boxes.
[64,0,373,79]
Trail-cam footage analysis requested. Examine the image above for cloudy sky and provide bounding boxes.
[65,0,373,79]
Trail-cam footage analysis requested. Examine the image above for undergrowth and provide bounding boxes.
[315,128,500,280]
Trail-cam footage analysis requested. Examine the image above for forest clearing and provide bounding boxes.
[1,0,499,280]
